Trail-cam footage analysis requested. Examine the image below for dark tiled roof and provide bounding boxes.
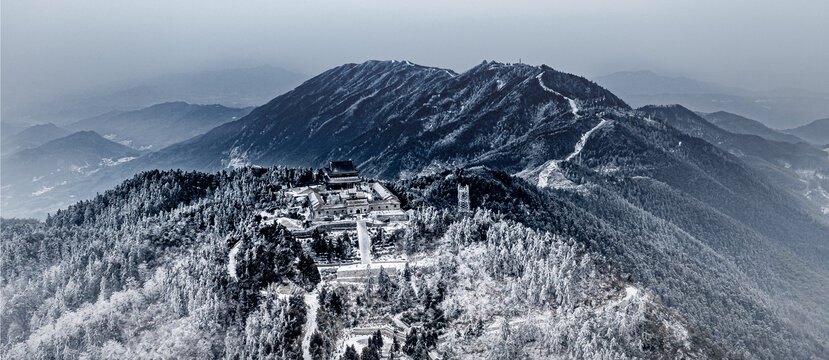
[327,160,358,175]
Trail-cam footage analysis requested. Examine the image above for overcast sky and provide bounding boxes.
[3,0,828,104]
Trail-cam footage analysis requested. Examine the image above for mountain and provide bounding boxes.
[701,110,805,143]
[1,168,320,359]
[1,65,306,125]
[134,60,627,175]
[1,131,141,218]
[639,104,829,215]
[134,61,828,218]
[594,70,829,128]
[593,70,731,95]
[0,121,25,138]
[784,118,829,145]
[400,167,829,358]
[1,123,71,155]
[2,60,828,357]
[118,60,827,357]
[0,168,726,359]
[67,102,253,151]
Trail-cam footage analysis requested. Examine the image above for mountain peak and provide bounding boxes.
[335,59,457,76]
[639,103,695,115]
[149,101,190,108]
[55,130,108,143]
[700,111,805,143]
[784,117,829,144]
[13,130,139,160]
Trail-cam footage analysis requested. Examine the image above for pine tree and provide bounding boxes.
[377,267,393,301]
[403,328,418,356]
[361,344,381,360]
[392,333,400,353]
[372,329,384,350]
[342,345,359,360]
[402,262,412,282]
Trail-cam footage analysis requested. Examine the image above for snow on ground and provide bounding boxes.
[277,217,303,230]
[624,285,639,301]
[340,334,372,355]
[31,186,54,196]
[346,90,379,116]
[565,119,608,162]
[536,119,609,189]
[225,147,251,169]
[227,241,242,281]
[302,289,320,360]
[537,160,578,189]
[101,156,137,167]
[536,72,579,118]
[335,328,396,358]
[258,209,305,230]
[259,211,277,225]
[336,262,409,272]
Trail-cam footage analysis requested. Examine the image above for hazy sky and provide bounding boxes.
[3,0,829,104]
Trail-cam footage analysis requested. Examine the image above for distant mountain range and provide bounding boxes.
[1,131,141,216]
[0,122,26,139]
[784,118,829,145]
[700,111,805,144]
[1,65,306,125]
[640,105,829,215]
[1,123,71,155]
[594,70,829,128]
[66,102,252,150]
[0,101,252,217]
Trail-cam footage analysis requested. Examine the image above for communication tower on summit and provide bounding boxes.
[458,184,471,214]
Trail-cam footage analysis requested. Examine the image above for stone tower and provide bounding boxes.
[458,184,471,214]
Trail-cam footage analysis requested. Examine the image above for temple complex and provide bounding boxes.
[282,160,407,224]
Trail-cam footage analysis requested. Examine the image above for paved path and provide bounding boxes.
[301,289,319,360]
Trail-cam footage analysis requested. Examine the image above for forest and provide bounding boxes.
[0,165,822,358]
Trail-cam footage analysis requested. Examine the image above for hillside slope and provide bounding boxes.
[0,167,725,359]
[398,167,828,358]
[785,117,829,145]
[67,102,252,151]
[0,131,141,218]
[594,70,829,127]
[2,60,826,357]
[640,105,829,215]
[1,123,71,155]
[701,111,804,143]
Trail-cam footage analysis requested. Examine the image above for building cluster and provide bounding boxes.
[285,160,408,223]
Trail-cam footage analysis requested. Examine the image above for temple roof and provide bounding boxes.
[327,160,358,175]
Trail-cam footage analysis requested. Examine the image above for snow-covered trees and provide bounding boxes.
[0,167,321,358]
[397,207,724,359]
[240,292,306,359]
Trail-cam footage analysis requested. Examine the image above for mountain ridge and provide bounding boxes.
[785,117,829,145]
[1,122,71,155]
[1,59,827,358]
[594,70,829,127]
[130,60,629,178]
[1,131,142,217]
[67,101,252,150]
[2,65,306,125]
[702,110,805,144]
